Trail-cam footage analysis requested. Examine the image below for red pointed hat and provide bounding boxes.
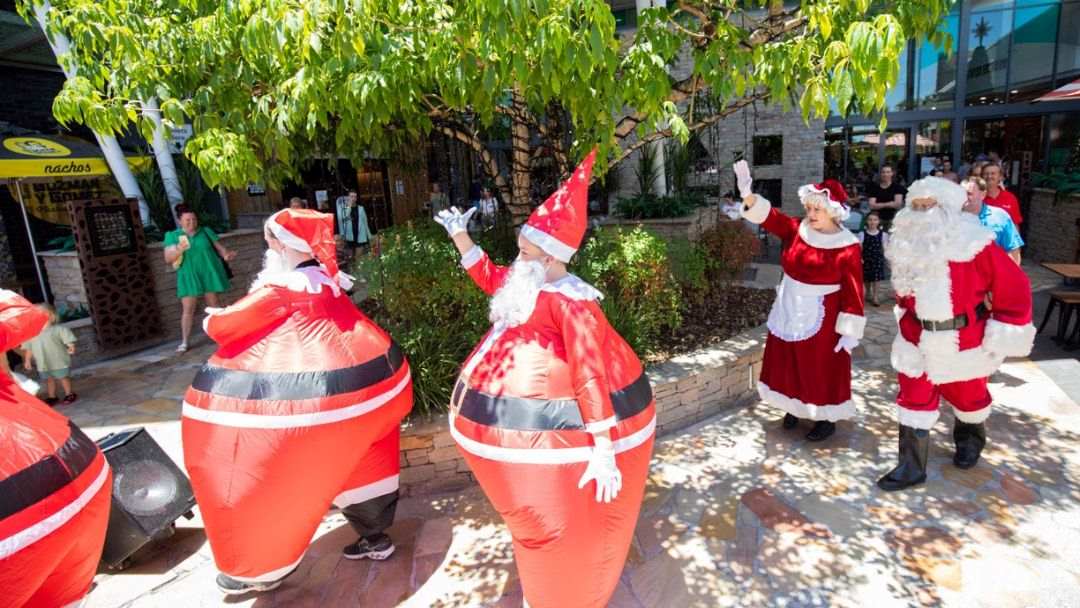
[519,148,597,262]
[267,208,349,286]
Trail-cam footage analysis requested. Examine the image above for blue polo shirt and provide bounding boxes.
[978,203,1024,252]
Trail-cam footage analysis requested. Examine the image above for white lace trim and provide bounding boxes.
[797,221,859,249]
[766,275,839,342]
[757,381,856,421]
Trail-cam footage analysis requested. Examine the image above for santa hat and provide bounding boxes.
[797,179,850,221]
[266,208,353,290]
[906,176,966,214]
[519,148,597,263]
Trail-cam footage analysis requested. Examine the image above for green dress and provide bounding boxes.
[165,227,231,298]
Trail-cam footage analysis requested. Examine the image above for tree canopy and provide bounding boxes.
[23,0,954,218]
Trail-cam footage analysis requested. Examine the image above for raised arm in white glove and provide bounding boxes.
[434,206,477,237]
[577,433,622,503]
[834,334,859,354]
[734,159,754,200]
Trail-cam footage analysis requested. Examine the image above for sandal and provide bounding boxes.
[176,343,188,353]
[61,393,78,405]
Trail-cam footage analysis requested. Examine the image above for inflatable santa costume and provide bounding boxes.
[435,150,655,608]
[878,177,1034,491]
[182,209,412,594]
[735,161,865,441]
[0,290,112,608]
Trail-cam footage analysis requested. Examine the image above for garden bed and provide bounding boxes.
[644,284,774,364]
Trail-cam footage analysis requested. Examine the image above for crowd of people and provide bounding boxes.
[0,149,1039,608]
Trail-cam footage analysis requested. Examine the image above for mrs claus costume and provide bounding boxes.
[446,151,655,608]
[182,209,412,593]
[738,163,865,438]
[0,290,111,608]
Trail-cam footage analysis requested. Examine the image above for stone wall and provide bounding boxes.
[395,325,767,497]
[1024,188,1080,264]
[38,230,266,366]
[597,205,725,241]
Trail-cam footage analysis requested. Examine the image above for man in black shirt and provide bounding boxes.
[866,164,907,228]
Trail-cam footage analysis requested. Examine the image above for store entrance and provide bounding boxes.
[963,116,1046,189]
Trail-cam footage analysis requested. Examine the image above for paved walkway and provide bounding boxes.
[49,263,1080,607]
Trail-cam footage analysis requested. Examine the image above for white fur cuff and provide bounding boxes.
[835,312,866,340]
[897,406,940,430]
[460,246,484,270]
[953,405,991,424]
[983,319,1036,358]
[741,197,771,224]
[890,333,926,378]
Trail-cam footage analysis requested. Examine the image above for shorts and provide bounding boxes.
[39,368,70,379]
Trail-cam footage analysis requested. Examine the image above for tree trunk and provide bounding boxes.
[142,97,184,213]
[508,88,532,226]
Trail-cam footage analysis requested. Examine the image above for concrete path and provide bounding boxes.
[47,263,1080,607]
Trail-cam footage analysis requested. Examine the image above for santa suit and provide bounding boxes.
[448,151,655,608]
[889,219,1035,428]
[0,290,112,608]
[741,200,865,421]
[183,228,412,583]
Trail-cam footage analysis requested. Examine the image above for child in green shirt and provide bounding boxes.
[21,304,78,405]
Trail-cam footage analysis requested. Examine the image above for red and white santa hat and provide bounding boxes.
[798,179,850,221]
[519,148,597,262]
[266,208,353,290]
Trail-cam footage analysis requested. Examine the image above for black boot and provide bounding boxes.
[877,425,930,491]
[782,413,799,429]
[952,421,987,469]
[805,420,836,441]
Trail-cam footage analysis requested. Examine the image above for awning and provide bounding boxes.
[1034,77,1080,102]
[0,134,149,179]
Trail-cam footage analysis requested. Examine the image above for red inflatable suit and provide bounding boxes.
[448,152,656,608]
[0,290,112,608]
[182,210,412,585]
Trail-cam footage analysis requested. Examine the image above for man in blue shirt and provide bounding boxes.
[963,176,1023,264]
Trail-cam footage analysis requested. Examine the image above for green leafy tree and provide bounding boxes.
[24,0,953,223]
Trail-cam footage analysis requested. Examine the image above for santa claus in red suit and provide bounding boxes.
[878,176,1034,491]
[434,150,655,608]
[182,209,412,595]
[0,290,112,608]
[734,160,865,442]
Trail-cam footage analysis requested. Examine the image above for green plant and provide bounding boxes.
[666,139,693,195]
[56,302,90,322]
[571,226,681,355]
[666,237,708,308]
[697,220,761,286]
[46,232,76,253]
[635,144,661,197]
[614,192,706,219]
[134,164,176,232]
[1031,171,1080,204]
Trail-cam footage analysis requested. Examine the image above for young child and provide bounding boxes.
[858,211,889,306]
[21,303,78,405]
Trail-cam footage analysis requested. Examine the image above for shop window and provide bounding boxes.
[967,9,1013,106]
[1056,1,1080,86]
[755,179,782,207]
[1048,112,1080,171]
[752,135,783,166]
[916,15,959,109]
[1009,4,1061,102]
[916,121,953,178]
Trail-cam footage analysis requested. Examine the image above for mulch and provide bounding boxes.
[644,284,775,364]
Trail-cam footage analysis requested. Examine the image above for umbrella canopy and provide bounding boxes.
[0,134,149,179]
[1034,77,1080,102]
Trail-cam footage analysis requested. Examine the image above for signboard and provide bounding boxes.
[7,177,122,226]
[68,197,162,350]
[168,125,194,154]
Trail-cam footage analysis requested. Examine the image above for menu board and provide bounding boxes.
[67,198,162,349]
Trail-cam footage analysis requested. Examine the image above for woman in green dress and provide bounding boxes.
[163,204,237,353]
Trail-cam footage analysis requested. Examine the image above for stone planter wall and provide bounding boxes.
[597,206,727,241]
[38,230,266,366]
[1025,188,1080,264]
[395,325,767,497]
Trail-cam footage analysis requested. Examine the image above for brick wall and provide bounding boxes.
[395,325,766,497]
[1024,189,1080,264]
[38,230,266,366]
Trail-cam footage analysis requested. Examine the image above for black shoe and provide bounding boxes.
[43,397,59,406]
[805,421,836,442]
[216,573,285,595]
[343,534,395,561]
[952,421,987,469]
[782,413,799,429]
[878,424,931,492]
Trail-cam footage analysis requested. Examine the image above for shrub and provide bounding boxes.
[697,220,761,286]
[614,192,706,219]
[571,226,682,355]
[666,237,708,308]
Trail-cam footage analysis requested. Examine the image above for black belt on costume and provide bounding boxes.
[919,302,990,332]
[191,342,405,401]
[0,421,98,520]
[456,373,653,431]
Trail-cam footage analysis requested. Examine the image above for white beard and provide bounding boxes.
[886,206,955,300]
[489,259,546,327]
[250,248,290,292]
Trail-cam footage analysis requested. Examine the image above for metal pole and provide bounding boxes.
[13,179,48,301]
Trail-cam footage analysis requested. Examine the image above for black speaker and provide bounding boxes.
[96,427,196,569]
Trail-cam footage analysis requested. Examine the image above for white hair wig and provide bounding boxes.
[906,176,966,215]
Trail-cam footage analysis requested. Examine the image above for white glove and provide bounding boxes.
[577,437,622,503]
[834,335,859,354]
[434,206,477,237]
[734,160,753,199]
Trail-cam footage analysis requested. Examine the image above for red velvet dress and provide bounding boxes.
[450,248,655,608]
[0,290,112,608]
[182,267,412,583]
[742,203,865,420]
